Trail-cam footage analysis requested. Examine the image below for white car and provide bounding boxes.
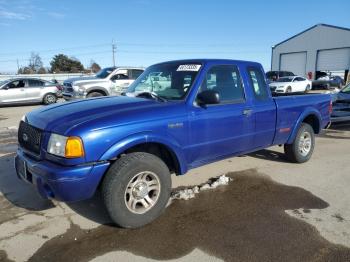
[269,76,312,93]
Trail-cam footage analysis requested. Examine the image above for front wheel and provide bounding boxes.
[305,84,311,93]
[284,123,315,163]
[102,152,171,228]
[43,93,57,105]
[87,91,104,98]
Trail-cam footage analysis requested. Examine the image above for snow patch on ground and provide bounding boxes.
[171,175,232,201]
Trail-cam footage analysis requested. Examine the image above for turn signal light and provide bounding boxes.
[328,100,333,114]
[65,137,85,158]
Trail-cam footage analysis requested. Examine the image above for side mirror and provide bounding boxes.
[197,90,220,106]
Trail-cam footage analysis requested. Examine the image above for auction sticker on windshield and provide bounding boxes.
[177,64,201,71]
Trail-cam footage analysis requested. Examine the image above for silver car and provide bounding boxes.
[0,78,60,105]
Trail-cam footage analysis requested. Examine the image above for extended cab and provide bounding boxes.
[15,59,331,228]
[62,67,144,100]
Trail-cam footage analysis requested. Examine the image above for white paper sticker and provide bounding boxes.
[176,64,201,72]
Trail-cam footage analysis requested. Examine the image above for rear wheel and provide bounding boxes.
[43,93,57,105]
[284,123,315,163]
[102,152,171,228]
[87,91,104,98]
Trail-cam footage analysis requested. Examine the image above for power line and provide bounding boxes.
[112,40,116,67]
[0,43,111,57]
[0,41,268,58]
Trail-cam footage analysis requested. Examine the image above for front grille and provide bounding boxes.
[63,83,74,93]
[18,121,42,155]
[64,87,74,92]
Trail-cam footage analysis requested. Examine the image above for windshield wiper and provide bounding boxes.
[135,91,167,102]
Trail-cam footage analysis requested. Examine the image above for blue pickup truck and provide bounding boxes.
[15,59,331,228]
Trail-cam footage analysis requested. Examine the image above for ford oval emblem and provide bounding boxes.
[22,133,29,142]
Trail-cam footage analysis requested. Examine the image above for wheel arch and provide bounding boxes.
[100,133,187,175]
[86,86,109,96]
[287,109,321,144]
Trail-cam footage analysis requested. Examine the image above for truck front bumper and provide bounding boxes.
[15,148,110,202]
[62,92,86,101]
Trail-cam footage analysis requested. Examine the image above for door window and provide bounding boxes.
[111,74,129,81]
[199,65,245,103]
[130,69,144,80]
[7,80,25,89]
[27,79,44,87]
[247,67,269,100]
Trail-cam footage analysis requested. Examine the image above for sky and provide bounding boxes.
[0,0,349,73]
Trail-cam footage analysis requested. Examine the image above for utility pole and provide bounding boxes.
[112,39,116,67]
[16,59,20,73]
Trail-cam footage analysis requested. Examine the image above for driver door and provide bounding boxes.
[0,80,26,103]
[188,64,254,166]
[110,72,133,94]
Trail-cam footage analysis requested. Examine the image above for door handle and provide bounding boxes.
[243,109,253,116]
[20,88,25,91]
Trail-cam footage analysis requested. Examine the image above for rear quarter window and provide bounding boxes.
[247,67,269,100]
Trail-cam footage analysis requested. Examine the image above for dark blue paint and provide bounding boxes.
[15,59,331,202]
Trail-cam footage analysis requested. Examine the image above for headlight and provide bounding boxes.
[277,86,285,89]
[47,133,85,158]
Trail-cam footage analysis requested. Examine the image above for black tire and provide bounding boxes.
[284,123,315,163]
[87,91,104,98]
[43,93,57,105]
[286,86,292,93]
[305,84,311,93]
[102,152,171,228]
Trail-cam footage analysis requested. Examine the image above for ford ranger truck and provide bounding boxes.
[15,59,332,228]
[62,67,144,100]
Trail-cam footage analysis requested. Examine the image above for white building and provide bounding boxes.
[271,24,350,80]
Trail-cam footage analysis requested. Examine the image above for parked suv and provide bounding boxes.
[266,70,295,82]
[0,78,60,105]
[62,67,144,100]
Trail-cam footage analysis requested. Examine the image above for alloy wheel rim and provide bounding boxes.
[298,131,312,156]
[124,171,161,214]
[47,95,55,103]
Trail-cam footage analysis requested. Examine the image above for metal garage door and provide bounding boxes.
[317,48,350,71]
[280,52,307,76]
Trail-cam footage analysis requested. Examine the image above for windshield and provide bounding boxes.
[276,77,293,82]
[126,62,201,100]
[95,67,115,78]
[341,83,350,93]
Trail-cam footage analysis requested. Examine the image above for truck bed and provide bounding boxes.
[272,93,331,145]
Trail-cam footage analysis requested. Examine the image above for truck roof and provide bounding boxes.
[152,58,262,68]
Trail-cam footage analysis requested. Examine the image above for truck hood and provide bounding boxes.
[26,96,166,135]
[64,76,108,85]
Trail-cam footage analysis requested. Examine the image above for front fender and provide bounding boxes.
[100,132,188,174]
[286,107,321,144]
